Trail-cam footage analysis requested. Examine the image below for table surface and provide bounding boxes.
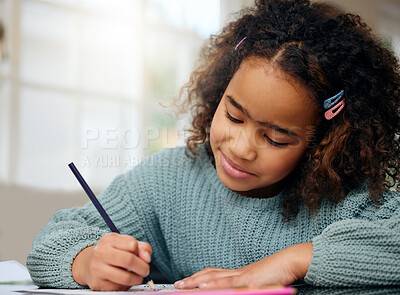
[2,284,400,295]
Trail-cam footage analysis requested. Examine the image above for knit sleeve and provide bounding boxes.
[26,173,146,289]
[304,191,400,287]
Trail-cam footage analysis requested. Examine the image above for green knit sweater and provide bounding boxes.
[27,145,400,288]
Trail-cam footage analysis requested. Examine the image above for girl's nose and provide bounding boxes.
[230,130,257,161]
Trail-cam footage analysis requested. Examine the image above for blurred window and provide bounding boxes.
[379,0,400,58]
[2,0,398,192]
[0,0,220,190]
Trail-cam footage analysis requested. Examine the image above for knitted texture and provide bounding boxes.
[27,145,400,288]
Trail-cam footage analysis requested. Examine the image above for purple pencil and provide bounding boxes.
[68,162,155,290]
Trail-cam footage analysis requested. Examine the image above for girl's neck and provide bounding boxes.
[235,180,286,199]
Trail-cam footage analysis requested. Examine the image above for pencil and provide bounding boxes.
[68,162,155,290]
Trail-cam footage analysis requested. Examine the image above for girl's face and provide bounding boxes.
[210,58,318,198]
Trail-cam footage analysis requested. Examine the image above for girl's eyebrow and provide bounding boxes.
[226,95,300,139]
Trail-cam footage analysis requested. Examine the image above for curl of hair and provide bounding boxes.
[177,0,400,220]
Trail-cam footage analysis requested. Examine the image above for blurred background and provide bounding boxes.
[0,0,399,265]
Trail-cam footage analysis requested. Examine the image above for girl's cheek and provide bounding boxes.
[210,114,225,143]
[271,151,305,177]
[217,125,235,145]
[209,121,217,141]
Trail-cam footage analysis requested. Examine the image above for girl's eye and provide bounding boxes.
[264,135,288,148]
[225,110,288,148]
[225,111,243,123]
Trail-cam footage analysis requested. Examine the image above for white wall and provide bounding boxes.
[0,184,87,264]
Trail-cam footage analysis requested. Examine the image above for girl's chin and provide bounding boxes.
[217,170,258,192]
[217,169,283,198]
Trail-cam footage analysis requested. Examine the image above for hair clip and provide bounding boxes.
[325,99,345,120]
[323,90,344,109]
[234,36,247,51]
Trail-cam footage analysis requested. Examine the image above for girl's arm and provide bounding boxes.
[175,242,312,289]
[305,203,400,286]
[26,174,148,289]
[176,190,400,289]
[177,214,400,289]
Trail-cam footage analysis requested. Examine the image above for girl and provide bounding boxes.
[27,0,400,291]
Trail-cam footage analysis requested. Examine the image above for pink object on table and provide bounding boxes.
[170,286,296,295]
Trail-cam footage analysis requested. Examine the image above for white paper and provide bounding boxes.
[0,260,33,283]
[17,284,181,294]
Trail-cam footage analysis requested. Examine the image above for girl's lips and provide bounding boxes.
[220,152,256,179]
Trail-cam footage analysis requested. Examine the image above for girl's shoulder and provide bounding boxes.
[142,144,209,168]
[143,145,188,165]
[119,144,215,208]
[125,144,212,180]
[334,185,400,220]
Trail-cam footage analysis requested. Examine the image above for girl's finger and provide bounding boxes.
[138,242,153,263]
[183,267,227,281]
[98,264,144,287]
[175,269,239,289]
[100,233,140,254]
[174,269,215,289]
[138,250,151,263]
[198,275,247,290]
[138,241,153,254]
[102,248,150,278]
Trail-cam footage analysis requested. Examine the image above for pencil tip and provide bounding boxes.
[147,280,156,290]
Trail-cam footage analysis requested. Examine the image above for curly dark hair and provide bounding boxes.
[178,0,400,220]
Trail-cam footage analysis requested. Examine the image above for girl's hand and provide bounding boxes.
[174,242,312,290]
[71,233,152,291]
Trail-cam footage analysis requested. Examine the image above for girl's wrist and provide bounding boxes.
[289,242,313,279]
[72,246,94,286]
[280,242,312,280]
